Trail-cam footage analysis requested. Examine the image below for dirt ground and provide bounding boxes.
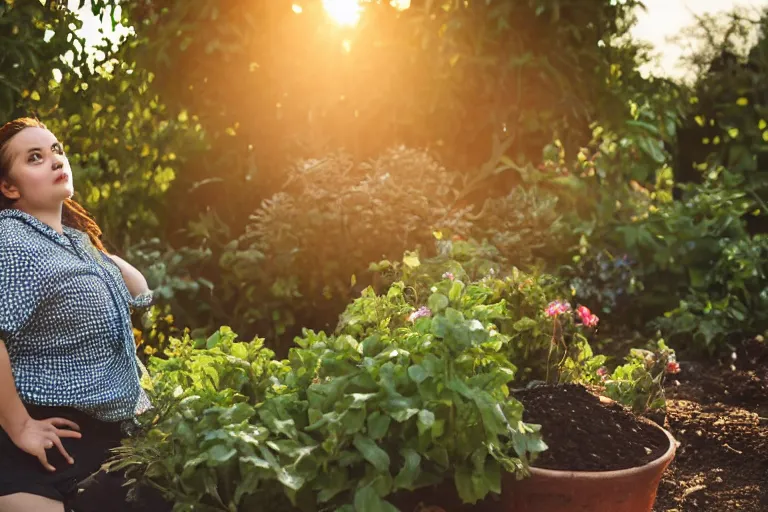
[653,339,768,512]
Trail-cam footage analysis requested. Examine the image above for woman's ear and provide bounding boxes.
[0,179,20,201]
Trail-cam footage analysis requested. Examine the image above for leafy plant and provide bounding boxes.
[364,242,599,384]
[111,280,546,511]
[108,328,293,510]
[601,339,679,416]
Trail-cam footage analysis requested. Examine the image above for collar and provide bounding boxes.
[0,208,83,249]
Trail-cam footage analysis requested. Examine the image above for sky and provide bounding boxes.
[632,0,766,80]
[70,0,768,82]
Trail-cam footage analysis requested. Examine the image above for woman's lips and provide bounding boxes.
[54,173,70,184]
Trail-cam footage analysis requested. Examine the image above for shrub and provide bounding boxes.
[216,147,473,344]
[563,248,640,321]
[470,186,572,269]
[604,180,768,353]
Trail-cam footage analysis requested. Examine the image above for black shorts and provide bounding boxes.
[0,404,171,512]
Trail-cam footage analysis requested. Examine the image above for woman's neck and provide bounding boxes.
[20,204,63,234]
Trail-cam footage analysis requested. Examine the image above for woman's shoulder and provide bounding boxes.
[0,213,46,261]
[0,218,33,249]
[0,210,39,240]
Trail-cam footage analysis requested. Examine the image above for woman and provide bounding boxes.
[0,118,170,512]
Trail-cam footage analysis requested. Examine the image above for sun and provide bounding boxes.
[320,0,411,26]
[322,0,362,26]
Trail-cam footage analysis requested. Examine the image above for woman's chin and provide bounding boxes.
[55,186,74,201]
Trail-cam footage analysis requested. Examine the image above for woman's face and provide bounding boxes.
[0,127,74,212]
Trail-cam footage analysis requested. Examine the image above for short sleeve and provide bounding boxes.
[128,289,154,310]
[0,246,45,341]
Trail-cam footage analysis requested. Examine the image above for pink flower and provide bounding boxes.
[577,305,599,328]
[666,361,681,374]
[545,300,571,317]
[596,366,609,382]
[408,306,432,322]
[442,272,455,281]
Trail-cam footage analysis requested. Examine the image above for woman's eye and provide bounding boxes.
[28,153,42,163]
[53,144,65,155]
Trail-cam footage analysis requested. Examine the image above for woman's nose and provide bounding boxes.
[51,156,64,170]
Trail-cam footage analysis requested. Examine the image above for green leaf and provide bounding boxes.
[484,458,502,495]
[230,343,248,360]
[354,485,398,512]
[391,407,419,423]
[393,448,421,490]
[637,136,666,164]
[349,393,377,409]
[317,468,349,503]
[454,466,477,503]
[448,280,465,301]
[430,315,449,338]
[367,412,391,440]
[428,293,449,312]
[626,119,660,136]
[343,408,367,435]
[207,445,237,465]
[353,434,390,472]
[417,409,435,434]
[403,252,421,268]
[240,455,270,469]
[277,465,305,491]
[220,402,255,424]
[202,365,220,387]
[407,365,428,384]
[512,317,537,331]
[206,330,221,348]
[427,446,449,468]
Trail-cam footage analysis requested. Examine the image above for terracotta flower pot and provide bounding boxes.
[501,423,678,512]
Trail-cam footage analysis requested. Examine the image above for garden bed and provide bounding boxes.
[653,340,768,512]
[404,345,768,512]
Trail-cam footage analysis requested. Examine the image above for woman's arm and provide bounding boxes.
[0,340,32,437]
[0,340,81,471]
[105,254,150,298]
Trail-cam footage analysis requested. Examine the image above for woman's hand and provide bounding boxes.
[6,417,81,471]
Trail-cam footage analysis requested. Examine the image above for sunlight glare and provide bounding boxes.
[322,0,362,26]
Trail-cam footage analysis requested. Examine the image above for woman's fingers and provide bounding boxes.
[47,434,74,465]
[54,428,82,439]
[25,417,81,471]
[36,447,56,472]
[46,417,81,432]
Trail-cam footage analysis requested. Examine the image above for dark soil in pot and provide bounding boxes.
[514,384,669,471]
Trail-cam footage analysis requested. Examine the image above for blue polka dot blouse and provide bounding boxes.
[0,208,152,422]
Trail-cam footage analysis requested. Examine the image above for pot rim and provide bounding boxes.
[527,420,678,480]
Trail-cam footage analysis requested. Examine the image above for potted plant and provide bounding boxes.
[364,247,678,512]
[503,385,677,512]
